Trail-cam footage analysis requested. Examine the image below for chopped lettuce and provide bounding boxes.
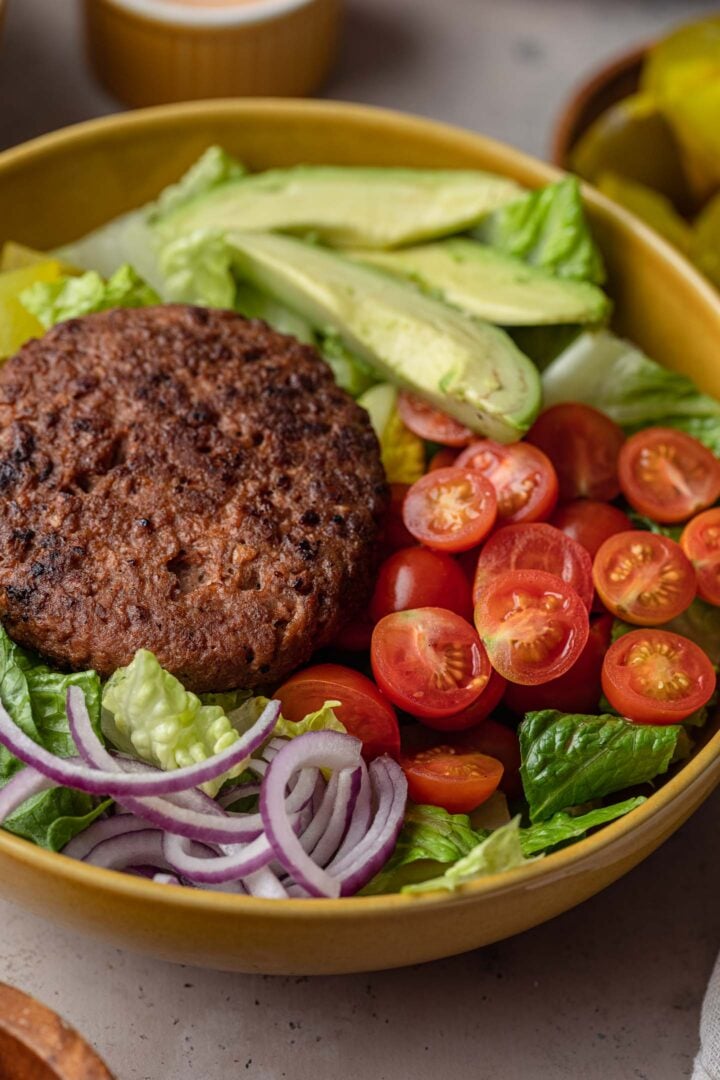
[362,803,484,895]
[21,265,158,329]
[474,177,605,284]
[519,797,646,855]
[150,146,246,221]
[520,710,680,822]
[403,816,529,894]
[273,701,346,740]
[101,649,242,796]
[317,332,378,397]
[542,330,720,451]
[159,228,236,308]
[358,383,425,484]
[0,626,108,849]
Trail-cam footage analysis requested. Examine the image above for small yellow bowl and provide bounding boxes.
[0,101,720,974]
[83,0,341,107]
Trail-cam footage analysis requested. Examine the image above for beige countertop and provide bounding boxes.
[1,1,720,1078]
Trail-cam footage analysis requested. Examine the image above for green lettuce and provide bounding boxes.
[0,626,107,849]
[159,228,236,308]
[475,177,605,284]
[101,649,242,795]
[273,701,346,740]
[520,710,680,822]
[361,803,484,895]
[519,797,646,855]
[403,816,529,894]
[317,332,378,397]
[542,331,720,451]
[150,146,246,221]
[21,264,158,329]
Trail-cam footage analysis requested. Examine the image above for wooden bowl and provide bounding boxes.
[0,982,113,1079]
[0,101,719,974]
[551,45,646,168]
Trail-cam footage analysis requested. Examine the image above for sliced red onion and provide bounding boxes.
[334,758,407,896]
[330,764,372,865]
[243,867,288,899]
[298,772,339,854]
[0,767,58,823]
[153,873,181,886]
[311,766,362,868]
[260,732,362,899]
[62,813,149,860]
[162,831,275,884]
[83,828,171,872]
[217,783,261,808]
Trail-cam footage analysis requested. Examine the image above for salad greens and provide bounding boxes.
[402,816,529,894]
[520,710,680,822]
[22,265,159,330]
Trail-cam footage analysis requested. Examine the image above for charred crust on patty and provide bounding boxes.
[0,305,387,691]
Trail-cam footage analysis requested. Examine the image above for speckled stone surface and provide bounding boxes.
[1,1,720,1077]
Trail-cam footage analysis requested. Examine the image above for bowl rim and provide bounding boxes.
[0,97,719,917]
[95,0,320,29]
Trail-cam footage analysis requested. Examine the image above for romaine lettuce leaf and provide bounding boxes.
[475,177,605,284]
[542,331,720,449]
[519,797,646,855]
[21,264,158,329]
[3,790,110,852]
[402,816,529,894]
[520,709,680,821]
[361,802,485,895]
[158,228,236,308]
[101,649,241,795]
[151,146,246,221]
[273,701,346,740]
[318,332,378,397]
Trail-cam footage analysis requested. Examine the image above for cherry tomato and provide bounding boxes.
[371,607,491,719]
[456,439,559,525]
[602,629,716,724]
[402,467,497,553]
[274,663,400,760]
[681,508,720,606]
[370,547,473,623]
[416,669,507,732]
[452,718,522,798]
[397,391,474,448]
[474,569,590,685]
[526,402,625,501]
[456,546,481,584]
[428,447,459,472]
[382,483,416,554]
[618,427,720,524]
[551,500,633,559]
[472,522,594,612]
[335,610,374,652]
[592,530,696,626]
[504,614,613,716]
[400,745,503,813]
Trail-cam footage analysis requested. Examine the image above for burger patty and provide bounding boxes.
[0,306,387,691]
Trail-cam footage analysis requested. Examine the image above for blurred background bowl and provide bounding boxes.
[83,0,341,107]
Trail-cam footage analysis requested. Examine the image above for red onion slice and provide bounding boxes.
[83,829,171,872]
[62,813,150,860]
[260,732,363,899]
[217,783,261,808]
[244,867,288,899]
[310,766,362,868]
[334,758,407,896]
[329,765,372,866]
[162,831,275,884]
[153,873,181,886]
[0,767,58,823]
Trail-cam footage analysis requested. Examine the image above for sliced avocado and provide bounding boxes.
[228,232,541,442]
[155,166,524,251]
[354,239,610,326]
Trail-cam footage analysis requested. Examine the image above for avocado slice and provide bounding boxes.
[227,231,542,442]
[156,166,524,251]
[354,239,610,326]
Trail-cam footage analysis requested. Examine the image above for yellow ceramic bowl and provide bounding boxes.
[83,0,340,107]
[0,101,719,975]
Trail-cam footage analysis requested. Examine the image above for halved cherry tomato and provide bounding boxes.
[274,663,400,760]
[400,745,503,813]
[371,607,491,718]
[526,403,625,501]
[474,568,589,685]
[602,628,716,724]
[504,614,613,716]
[456,439,559,525]
[415,669,507,732]
[402,467,497,552]
[335,610,374,652]
[382,483,416,554]
[551,500,633,559]
[472,522,594,612]
[618,427,720,524]
[592,530,696,625]
[428,447,459,472]
[397,391,474,448]
[681,508,720,606]
[370,547,473,623]
[452,718,522,798]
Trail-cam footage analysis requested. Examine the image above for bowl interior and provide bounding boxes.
[0,100,719,973]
